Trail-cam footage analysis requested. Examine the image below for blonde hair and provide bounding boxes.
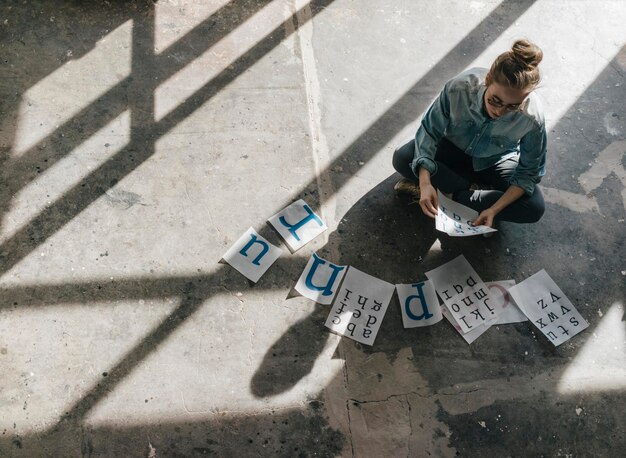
[487,39,543,91]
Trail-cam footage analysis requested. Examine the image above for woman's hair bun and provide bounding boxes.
[511,39,543,69]
[489,39,542,90]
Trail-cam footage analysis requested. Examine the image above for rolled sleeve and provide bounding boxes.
[411,84,451,177]
[510,124,547,195]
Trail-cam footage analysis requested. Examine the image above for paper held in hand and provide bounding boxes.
[436,190,497,237]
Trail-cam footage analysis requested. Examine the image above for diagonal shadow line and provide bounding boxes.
[0,0,534,280]
[6,11,624,454]
[0,0,534,430]
[129,3,157,157]
[55,293,207,428]
[42,2,532,430]
[155,0,538,217]
[314,0,537,205]
[0,0,335,277]
[0,255,306,309]
[1,0,532,426]
[1,0,274,203]
[0,0,537,282]
[50,262,314,427]
[0,271,223,307]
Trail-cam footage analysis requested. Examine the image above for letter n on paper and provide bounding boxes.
[295,253,347,305]
[222,227,282,283]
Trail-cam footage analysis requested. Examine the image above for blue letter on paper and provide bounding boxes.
[305,253,345,297]
[279,204,323,241]
[405,282,434,321]
[239,234,269,266]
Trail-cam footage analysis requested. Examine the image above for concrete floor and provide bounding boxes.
[1,0,625,456]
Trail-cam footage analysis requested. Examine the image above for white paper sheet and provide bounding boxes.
[443,280,527,344]
[436,191,497,237]
[487,280,528,324]
[425,255,503,333]
[325,267,395,346]
[441,306,490,344]
[396,281,443,328]
[267,199,327,252]
[222,227,282,283]
[295,253,347,305]
[508,270,589,346]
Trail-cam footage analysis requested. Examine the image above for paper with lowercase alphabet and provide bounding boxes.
[295,253,347,305]
[425,255,505,334]
[442,280,525,344]
[436,191,497,237]
[267,199,327,252]
[325,267,395,346]
[441,306,490,344]
[508,270,588,346]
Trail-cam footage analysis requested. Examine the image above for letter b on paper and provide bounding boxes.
[396,281,443,328]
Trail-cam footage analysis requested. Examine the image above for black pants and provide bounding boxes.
[392,138,545,223]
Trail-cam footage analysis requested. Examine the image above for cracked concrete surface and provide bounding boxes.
[0,0,625,456]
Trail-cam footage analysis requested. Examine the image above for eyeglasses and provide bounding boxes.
[487,95,524,112]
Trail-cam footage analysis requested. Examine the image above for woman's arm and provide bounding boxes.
[473,120,547,227]
[472,185,525,227]
[413,83,453,218]
[418,168,439,218]
[509,124,547,195]
[412,83,451,175]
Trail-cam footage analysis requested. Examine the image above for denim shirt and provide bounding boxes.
[411,67,547,195]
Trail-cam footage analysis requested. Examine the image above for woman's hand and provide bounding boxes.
[472,185,525,227]
[419,183,439,219]
[473,208,497,227]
